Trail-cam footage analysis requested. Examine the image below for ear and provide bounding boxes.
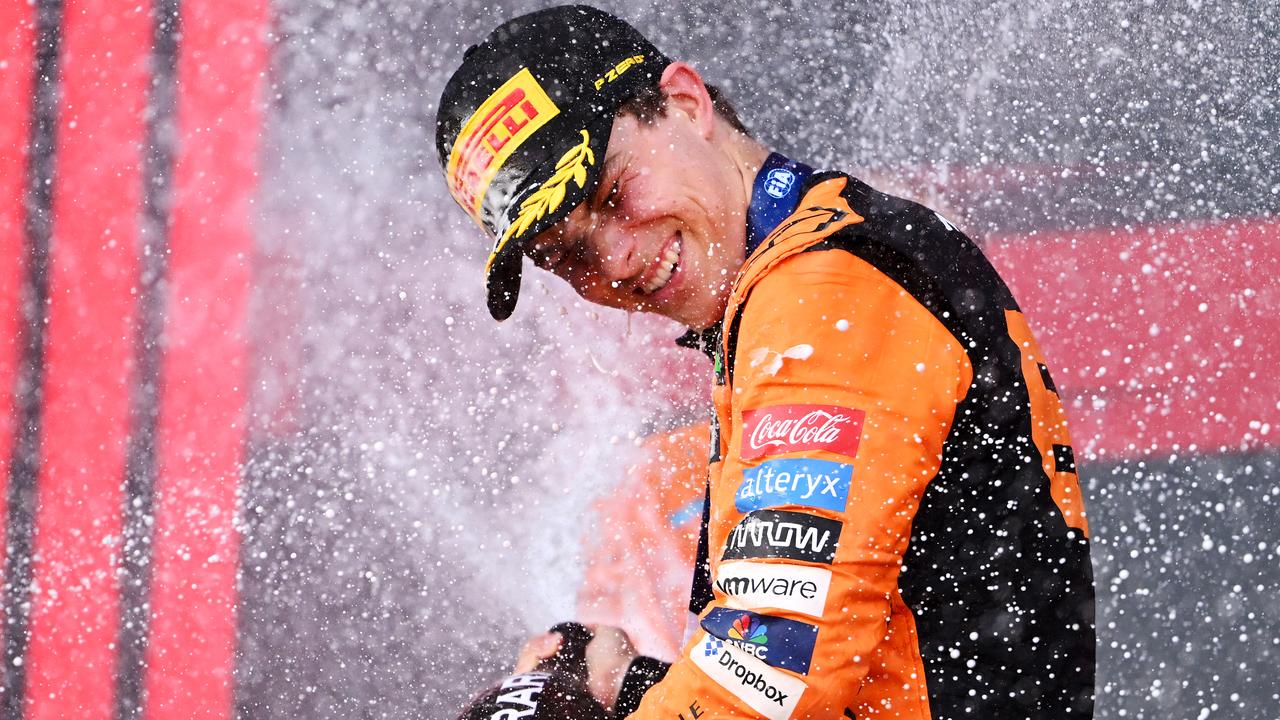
[658,61,716,138]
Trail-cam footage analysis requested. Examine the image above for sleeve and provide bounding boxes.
[614,656,671,717]
[626,248,972,719]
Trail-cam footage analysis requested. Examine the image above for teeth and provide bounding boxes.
[642,237,682,295]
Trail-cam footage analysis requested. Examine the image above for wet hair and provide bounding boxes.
[454,670,610,720]
[617,80,752,137]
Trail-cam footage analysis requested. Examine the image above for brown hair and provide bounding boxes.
[617,80,752,137]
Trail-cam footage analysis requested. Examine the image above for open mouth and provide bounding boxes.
[638,233,682,296]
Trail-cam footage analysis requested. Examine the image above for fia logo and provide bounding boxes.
[763,168,795,199]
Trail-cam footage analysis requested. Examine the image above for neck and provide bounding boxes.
[728,133,771,209]
[697,128,770,333]
[720,129,770,264]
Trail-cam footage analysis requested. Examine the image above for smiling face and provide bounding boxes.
[523,64,765,330]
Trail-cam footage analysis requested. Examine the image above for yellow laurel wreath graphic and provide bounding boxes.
[486,129,595,273]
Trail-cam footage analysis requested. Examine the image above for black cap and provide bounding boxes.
[436,5,671,320]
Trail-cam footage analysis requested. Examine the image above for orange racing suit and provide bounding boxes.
[625,167,1095,720]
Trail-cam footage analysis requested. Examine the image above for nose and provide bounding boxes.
[584,218,639,287]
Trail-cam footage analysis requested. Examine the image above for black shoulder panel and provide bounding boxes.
[804,175,1017,359]
[801,176,1096,720]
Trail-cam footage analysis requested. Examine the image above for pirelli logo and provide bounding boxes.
[446,68,559,223]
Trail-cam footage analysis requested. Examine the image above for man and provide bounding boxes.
[435,5,1095,719]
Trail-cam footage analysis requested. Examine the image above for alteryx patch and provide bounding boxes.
[445,67,559,225]
[722,510,842,564]
[701,607,819,675]
[736,458,853,513]
[740,404,865,460]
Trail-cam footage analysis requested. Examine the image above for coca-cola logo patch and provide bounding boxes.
[740,404,865,461]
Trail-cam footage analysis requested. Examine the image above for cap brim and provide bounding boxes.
[485,247,524,320]
[484,113,615,321]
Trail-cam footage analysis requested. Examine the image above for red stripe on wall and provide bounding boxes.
[0,0,37,627]
[987,219,1280,461]
[22,0,153,717]
[141,0,267,714]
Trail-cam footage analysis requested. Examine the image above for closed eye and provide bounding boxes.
[530,244,565,271]
[595,152,626,211]
[529,232,582,273]
[602,178,621,209]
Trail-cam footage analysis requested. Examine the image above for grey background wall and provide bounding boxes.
[234,1,1279,717]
